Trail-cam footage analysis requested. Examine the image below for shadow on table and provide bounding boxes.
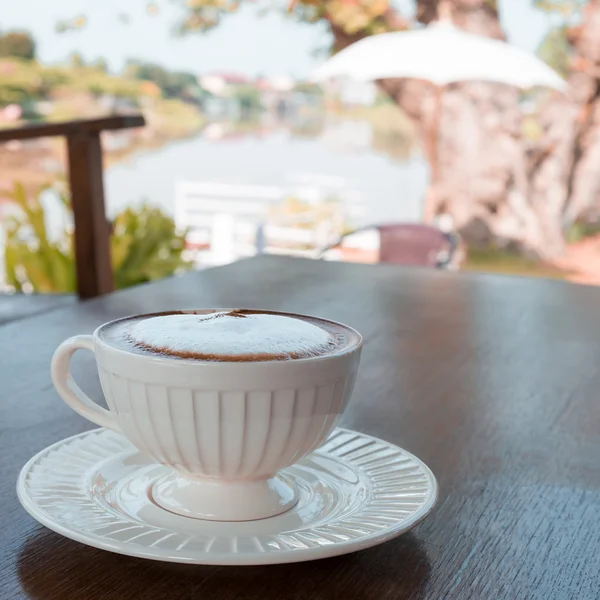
[18,529,431,599]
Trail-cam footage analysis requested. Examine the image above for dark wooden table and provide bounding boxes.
[0,294,76,326]
[2,256,600,600]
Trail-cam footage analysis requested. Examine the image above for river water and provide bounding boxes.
[104,119,428,226]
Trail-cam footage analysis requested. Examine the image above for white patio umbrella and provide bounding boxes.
[313,22,566,90]
[312,19,566,217]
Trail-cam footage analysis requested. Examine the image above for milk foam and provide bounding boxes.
[127,311,336,360]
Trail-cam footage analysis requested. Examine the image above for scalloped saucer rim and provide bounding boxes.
[17,427,438,565]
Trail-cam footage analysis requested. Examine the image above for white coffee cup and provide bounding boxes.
[51,310,362,521]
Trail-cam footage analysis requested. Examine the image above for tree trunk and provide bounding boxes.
[518,0,600,262]
[409,0,567,257]
[331,0,569,258]
[551,0,600,226]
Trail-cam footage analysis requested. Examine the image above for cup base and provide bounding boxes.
[150,472,298,522]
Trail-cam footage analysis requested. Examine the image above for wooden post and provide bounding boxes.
[0,115,145,298]
[66,131,113,298]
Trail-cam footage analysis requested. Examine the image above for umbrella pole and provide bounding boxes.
[424,84,444,223]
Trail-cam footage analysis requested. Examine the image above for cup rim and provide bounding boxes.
[93,308,363,366]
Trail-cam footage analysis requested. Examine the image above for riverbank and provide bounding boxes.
[0,101,205,201]
[0,55,209,199]
[334,102,415,161]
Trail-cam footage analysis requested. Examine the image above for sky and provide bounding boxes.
[0,0,553,78]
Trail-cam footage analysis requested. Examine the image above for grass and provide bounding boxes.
[565,221,600,243]
[463,247,568,280]
[150,98,205,134]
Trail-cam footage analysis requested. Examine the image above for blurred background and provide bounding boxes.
[2,0,600,299]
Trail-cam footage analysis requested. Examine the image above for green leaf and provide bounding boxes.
[3,185,191,294]
[537,26,570,77]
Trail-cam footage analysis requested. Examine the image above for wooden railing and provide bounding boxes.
[0,115,145,299]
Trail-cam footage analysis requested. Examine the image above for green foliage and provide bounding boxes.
[0,52,205,132]
[92,58,109,73]
[0,60,46,106]
[230,84,262,112]
[55,15,87,34]
[0,57,141,107]
[126,61,199,100]
[175,0,244,34]
[150,98,206,134]
[3,183,75,293]
[63,53,143,100]
[175,0,394,36]
[0,31,36,60]
[4,183,192,293]
[0,58,72,109]
[293,81,324,96]
[53,0,398,39]
[565,220,600,243]
[69,52,85,69]
[38,66,71,90]
[72,70,144,100]
[537,26,570,77]
[111,206,191,289]
[533,0,586,19]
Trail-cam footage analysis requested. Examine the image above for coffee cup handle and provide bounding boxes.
[51,335,122,433]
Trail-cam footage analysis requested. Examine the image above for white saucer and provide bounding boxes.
[17,427,437,565]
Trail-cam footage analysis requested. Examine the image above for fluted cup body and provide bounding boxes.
[51,310,362,521]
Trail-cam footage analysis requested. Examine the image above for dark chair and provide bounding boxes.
[320,223,462,269]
